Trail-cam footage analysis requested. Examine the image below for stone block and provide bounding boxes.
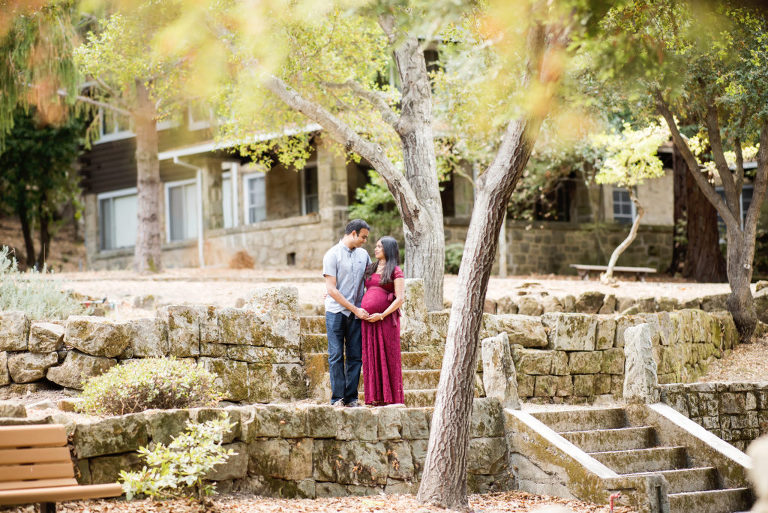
[496,296,518,315]
[144,409,191,445]
[550,351,568,376]
[482,314,548,348]
[721,392,747,415]
[65,316,130,358]
[89,453,143,484]
[208,442,248,481]
[74,413,148,458]
[596,318,617,350]
[534,376,557,397]
[594,375,611,395]
[410,439,428,475]
[623,324,659,403]
[573,375,596,397]
[601,348,626,375]
[549,314,597,351]
[247,363,272,403]
[568,351,602,374]
[249,438,313,481]
[306,404,339,439]
[160,306,200,357]
[517,374,535,397]
[0,311,29,351]
[271,363,306,401]
[0,400,26,417]
[227,345,300,364]
[199,305,221,344]
[46,350,117,389]
[7,352,58,383]
[573,291,605,314]
[243,406,281,439]
[400,408,431,440]
[337,408,378,441]
[385,440,415,480]
[126,317,168,358]
[481,333,520,409]
[470,397,504,438]
[599,295,617,314]
[374,406,403,440]
[199,357,248,402]
[516,296,543,316]
[700,294,728,312]
[616,316,644,347]
[467,437,507,474]
[0,352,8,386]
[200,343,227,357]
[515,349,553,376]
[28,322,64,352]
[246,287,301,350]
[312,440,387,486]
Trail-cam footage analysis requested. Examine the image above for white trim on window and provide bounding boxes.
[164,178,199,242]
[94,110,177,145]
[96,187,138,251]
[96,187,138,201]
[612,187,636,224]
[242,172,267,224]
[188,102,213,131]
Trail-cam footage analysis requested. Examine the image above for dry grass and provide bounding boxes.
[699,335,768,382]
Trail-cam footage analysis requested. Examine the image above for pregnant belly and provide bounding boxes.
[361,287,390,314]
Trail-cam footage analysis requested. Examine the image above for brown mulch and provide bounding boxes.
[699,335,768,382]
[19,491,638,513]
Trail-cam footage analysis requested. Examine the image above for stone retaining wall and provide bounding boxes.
[0,288,307,403]
[476,310,739,404]
[69,398,509,497]
[660,382,768,451]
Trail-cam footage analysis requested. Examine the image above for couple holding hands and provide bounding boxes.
[322,219,405,407]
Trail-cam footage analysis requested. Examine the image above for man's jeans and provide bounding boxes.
[326,311,362,404]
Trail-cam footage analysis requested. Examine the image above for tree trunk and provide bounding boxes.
[601,189,644,284]
[16,200,36,269]
[725,229,757,340]
[684,175,727,282]
[133,81,163,273]
[36,202,50,269]
[393,34,445,311]
[669,147,687,275]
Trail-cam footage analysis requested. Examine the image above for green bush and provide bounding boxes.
[121,414,234,501]
[0,246,83,320]
[444,243,464,274]
[78,358,221,416]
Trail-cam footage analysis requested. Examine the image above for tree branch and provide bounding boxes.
[744,121,768,244]
[264,75,421,218]
[57,89,133,117]
[706,105,740,215]
[655,92,742,233]
[321,80,402,133]
[734,137,745,193]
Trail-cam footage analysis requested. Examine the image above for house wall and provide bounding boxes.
[602,173,675,226]
[265,165,301,220]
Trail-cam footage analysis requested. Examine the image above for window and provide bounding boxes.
[188,100,214,131]
[166,179,199,242]
[301,164,319,215]
[98,108,132,142]
[612,188,635,224]
[244,174,266,223]
[98,189,138,250]
[716,185,753,229]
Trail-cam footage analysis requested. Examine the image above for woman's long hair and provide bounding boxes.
[364,236,400,284]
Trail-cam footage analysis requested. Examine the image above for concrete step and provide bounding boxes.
[301,333,328,353]
[625,467,718,494]
[560,426,654,453]
[401,351,430,369]
[403,370,440,390]
[300,315,325,333]
[668,488,752,513]
[360,388,436,407]
[589,446,688,474]
[532,407,628,432]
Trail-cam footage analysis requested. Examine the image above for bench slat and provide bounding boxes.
[0,483,123,505]
[0,426,67,449]
[0,448,71,466]
[569,264,657,273]
[0,463,74,482]
[0,478,78,491]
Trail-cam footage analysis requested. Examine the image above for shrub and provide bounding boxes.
[78,358,221,415]
[120,414,234,501]
[0,246,83,320]
[444,243,464,274]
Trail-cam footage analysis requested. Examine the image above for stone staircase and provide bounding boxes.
[300,315,439,406]
[529,407,753,513]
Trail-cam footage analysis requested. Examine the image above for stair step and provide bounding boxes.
[401,351,430,368]
[300,315,325,332]
[304,352,437,371]
[403,370,440,390]
[532,408,628,432]
[590,446,688,474]
[560,426,654,452]
[624,467,718,494]
[668,488,752,513]
[359,389,436,407]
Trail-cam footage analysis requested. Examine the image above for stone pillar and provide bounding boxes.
[481,332,520,409]
[201,159,224,231]
[316,136,349,238]
[623,323,660,403]
[83,193,98,269]
[748,436,768,513]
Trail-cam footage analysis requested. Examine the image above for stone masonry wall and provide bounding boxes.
[69,398,509,498]
[660,382,768,451]
[0,287,307,403]
[444,220,674,275]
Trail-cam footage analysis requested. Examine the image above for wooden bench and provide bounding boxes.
[570,264,658,281]
[0,424,123,512]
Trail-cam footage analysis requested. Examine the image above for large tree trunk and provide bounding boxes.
[391,32,445,311]
[601,189,644,284]
[36,201,50,269]
[726,229,758,339]
[132,80,163,273]
[16,199,36,269]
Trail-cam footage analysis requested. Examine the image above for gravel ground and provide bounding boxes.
[0,490,635,513]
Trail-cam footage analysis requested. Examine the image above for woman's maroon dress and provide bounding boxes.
[360,266,404,405]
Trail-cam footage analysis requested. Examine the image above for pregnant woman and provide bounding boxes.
[360,236,405,406]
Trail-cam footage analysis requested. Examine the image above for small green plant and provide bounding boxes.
[0,246,83,320]
[444,243,464,274]
[78,358,221,415]
[120,414,235,501]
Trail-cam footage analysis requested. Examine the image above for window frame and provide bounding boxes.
[164,178,199,243]
[612,187,637,225]
[242,172,267,224]
[187,101,214,131]
[96,187,138,251]
[300,162,319,216]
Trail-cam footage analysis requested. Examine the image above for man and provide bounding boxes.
[323,219,371,407]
